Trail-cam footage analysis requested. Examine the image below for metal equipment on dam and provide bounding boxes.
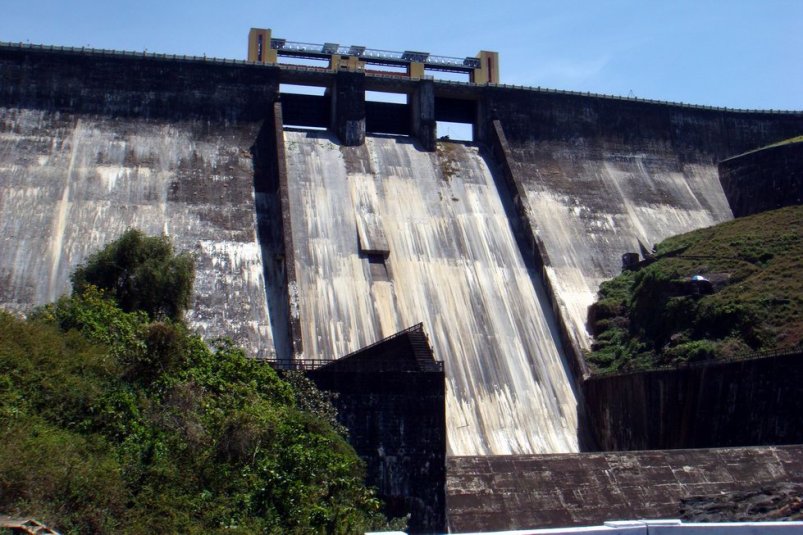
[247,27,500,84]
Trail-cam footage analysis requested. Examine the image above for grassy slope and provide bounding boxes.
[587,205,802,373]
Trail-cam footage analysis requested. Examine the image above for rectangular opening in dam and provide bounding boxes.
[364,63,408,76]
[277,55,329,69]
[280,84,329,129]
[280,84,326,96]
[366,91,407,104]
[437,121,473,142]
[366,91,410,137]
[427,70,470,83]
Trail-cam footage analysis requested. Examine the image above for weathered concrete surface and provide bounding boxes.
[284,130,580,456]
[679,483,803,522]
[584,352,803,451]
[446,445,803,532]
[507,134,733,353]
[4,42,803,472]
[0,43,279,121]
[0,108,275,357]
[0,45,284,358]
[719,139,803,218]
[484,90,803,356]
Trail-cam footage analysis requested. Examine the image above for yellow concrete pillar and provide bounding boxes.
[333,55,366,72]
[470,51,500,84]
[346,56,365,72]
[248,28,277,64]
[408,61,426,80]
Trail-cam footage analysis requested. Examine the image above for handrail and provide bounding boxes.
[267,358,444,373]
[256,323,443,372]
[339,322,426,360]
[269,39,479,70]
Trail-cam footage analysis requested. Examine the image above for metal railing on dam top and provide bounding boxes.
[269,38,481,72]
[2,41,800,115]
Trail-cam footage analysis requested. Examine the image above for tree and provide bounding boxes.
[71,229,194,320]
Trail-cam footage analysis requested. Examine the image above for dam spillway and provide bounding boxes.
[283,129,579,455]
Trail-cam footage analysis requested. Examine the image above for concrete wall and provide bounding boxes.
[447,445,803,532]
[583,352,803,451]
[482,87,803,356]
[0,44,281,358]
[450,520,803,535]
[0,44,278,120]
[719,139,803,217]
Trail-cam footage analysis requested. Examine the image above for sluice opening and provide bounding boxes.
[279,84,329,130]
[437,121,473,142]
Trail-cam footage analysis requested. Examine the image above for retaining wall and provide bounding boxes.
[583,352,803,451]
[719,139,803,217]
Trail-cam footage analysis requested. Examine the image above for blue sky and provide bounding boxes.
[2,0,801,110]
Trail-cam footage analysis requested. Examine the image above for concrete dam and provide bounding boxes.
[1,41,802,467]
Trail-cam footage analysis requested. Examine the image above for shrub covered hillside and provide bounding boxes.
[0,230,393,534]
[587,206,803,373]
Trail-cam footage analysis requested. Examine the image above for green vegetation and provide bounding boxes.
[587,206,803,373]
[71,229,195,321]
[0,231,394,534]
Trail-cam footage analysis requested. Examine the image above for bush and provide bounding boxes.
[71,229,194,320]
[663,339,718,364]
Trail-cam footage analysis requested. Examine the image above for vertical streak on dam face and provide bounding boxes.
[284,129,580,455]
[0,108,276,358]
[509,140,734,352]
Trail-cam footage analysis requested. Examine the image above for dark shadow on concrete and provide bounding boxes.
[252,115,292,361]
